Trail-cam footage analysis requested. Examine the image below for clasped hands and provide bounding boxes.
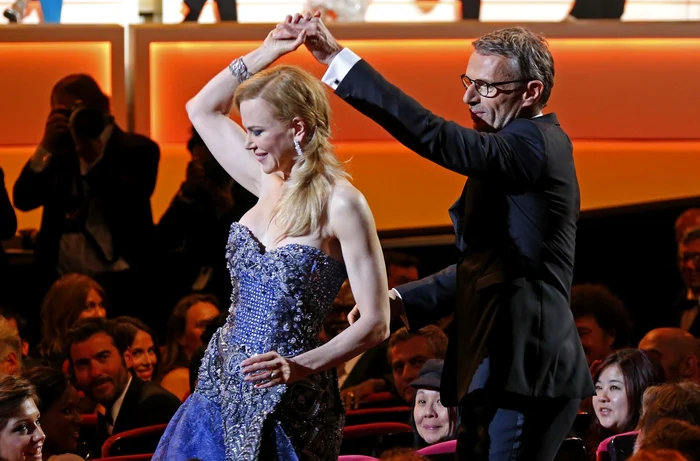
[262,11,344,66]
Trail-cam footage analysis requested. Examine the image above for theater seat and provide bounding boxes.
[345,406,411,426]
[555,437,586,461]
[340,422,413,457]
[101,424,168,458]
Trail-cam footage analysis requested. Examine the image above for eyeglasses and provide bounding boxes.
[679,252,700,266]
[460,74,530,98]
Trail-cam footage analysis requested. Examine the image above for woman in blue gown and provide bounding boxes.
[152,28,391,461]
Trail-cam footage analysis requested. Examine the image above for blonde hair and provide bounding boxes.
[37,273,107,359]
[233,65,348,239]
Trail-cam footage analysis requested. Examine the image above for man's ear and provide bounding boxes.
[5,351,19,375]
[521,80,544,109]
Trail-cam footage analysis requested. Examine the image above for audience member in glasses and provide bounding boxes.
[275,15,593,460]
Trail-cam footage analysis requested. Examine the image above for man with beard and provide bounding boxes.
[66,318,180,455]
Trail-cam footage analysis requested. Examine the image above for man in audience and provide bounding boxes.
[157,127,256,312]
[635,418,700,461]
[341,325,448,408]
[670,225,700,336]
[635,381,700,452]
[0,317,22,375]
[66,318,180,451]
[570,283,632,367]
[384,251,420,289]
[13,74,160,324]
[639,328,700,384]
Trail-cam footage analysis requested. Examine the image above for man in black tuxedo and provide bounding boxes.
[66,318,181,455]
[275,17,594,460]
[13,74,160,327]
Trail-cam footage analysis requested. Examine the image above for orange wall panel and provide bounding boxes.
[0,42,113,146]
[5,141,700,232]
[146,38,700,145]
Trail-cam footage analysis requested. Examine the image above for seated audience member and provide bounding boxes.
[570,283,632,367]
[384,251,420,289]
[635,418,700,461]
[114,316,160,382]
[671,224,700,336]
[0,317,22,376]
[160,294,220,400]
[0,166,17,303]
[409,359,458,448]
[0,307,31,361]
[23,367,84,460]
[65,318,180,451]
[589,349,664,457]
[342,325,448,408]
[635,382,700,451]
[157,126,257,311]
[0,375,44,460]
[638,328,700,384]
[188,312,227,395]
[36,274,107,368]
[629,449,690,461]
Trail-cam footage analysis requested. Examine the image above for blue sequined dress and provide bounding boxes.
[153,222,347,461]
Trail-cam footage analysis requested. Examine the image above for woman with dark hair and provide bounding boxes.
[36,274,107,367]
[409,359,458,448]
[588,348,664,458]
[114,316,160,382]
[0,374,44,461]
[22,367,84,461]
[160,293,220,400]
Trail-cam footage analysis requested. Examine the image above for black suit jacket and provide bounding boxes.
[96,377,181,450]
[12,125,160,278]
[340,340,393,390]
[335,60,594,405]
[0,167,17,301]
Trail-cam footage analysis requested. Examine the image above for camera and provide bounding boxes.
[55,100,113,141]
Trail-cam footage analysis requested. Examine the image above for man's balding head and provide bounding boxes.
[639,328,700,383]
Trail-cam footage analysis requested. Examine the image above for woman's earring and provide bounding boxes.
[293,139,303,157]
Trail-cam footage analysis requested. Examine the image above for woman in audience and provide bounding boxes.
[589,348,663,459]
[114,316,160,382]
[409,359,458,448]
[0,374,44,461]
[160,293,220,400]
[23,367,84,461]
[629,450,689,461]
[36,274,107,368]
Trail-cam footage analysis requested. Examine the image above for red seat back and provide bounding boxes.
[101,424,168,458]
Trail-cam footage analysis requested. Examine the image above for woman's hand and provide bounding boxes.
[260,27,307,62]
[241,351,304,388]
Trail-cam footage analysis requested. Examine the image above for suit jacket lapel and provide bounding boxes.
[113,378,143,434]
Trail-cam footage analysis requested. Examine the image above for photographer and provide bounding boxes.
[156,127,256,313]
[13,74,160,324]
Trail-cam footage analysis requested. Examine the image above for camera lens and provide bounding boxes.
[70,107,106,140]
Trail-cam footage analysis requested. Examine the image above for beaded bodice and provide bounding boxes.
[195,222,346,460]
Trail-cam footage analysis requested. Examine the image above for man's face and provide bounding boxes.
[575,316,615,367]
[69,332,130,406]
[390,336,438,403]
[463,52,531,132]
[638,336,682,383]
[679,239,700,292]
[387,265,419,289]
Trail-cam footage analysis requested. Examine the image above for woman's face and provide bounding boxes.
[130,330,158,381]
[39,385,82,455]
[239,98,299,177]
[0,398,45,461]
[593,363,631,433]
[413,389,452,444]
[79,288,106,319]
